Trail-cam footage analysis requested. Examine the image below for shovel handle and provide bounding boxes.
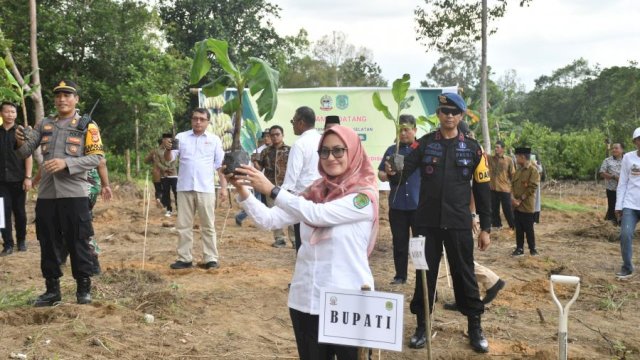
[550,275,580,285]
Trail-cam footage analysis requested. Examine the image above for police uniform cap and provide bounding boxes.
[438,92,467,112]
[325,115,341,125]
[53,79,79,94]
[514,147,531,155]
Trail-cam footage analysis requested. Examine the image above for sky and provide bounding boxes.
[270,0,640,91]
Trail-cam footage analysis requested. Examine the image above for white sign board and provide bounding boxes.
[318,288,404,352]
[0,197,4,229]
[410,236,428,270]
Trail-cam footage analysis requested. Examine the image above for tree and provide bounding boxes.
[158,0,291,69]
[415,0,532,153]
[420,39,480,91]
[281,31,387,88]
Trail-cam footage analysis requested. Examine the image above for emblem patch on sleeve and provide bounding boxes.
[353,193,370,209]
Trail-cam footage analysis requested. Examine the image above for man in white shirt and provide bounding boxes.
[165,108,227,270]
[282,106,321,251]
[615,127,640,279]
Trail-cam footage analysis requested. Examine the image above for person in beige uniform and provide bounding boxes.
[511,147,540,256]
[15,79,104,306]
[489,140,515,230]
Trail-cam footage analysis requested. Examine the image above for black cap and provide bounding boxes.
[53,79,78,94]
[325,115,340,125]
[515,147,531,155]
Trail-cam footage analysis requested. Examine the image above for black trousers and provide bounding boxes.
[491,190,514,228]
[36,198,94,279]
[0,181,27,248]
[294,223,301,252]
[410,227,483,328]
[389,208,416,281]
[161,177,178,211]
[153,181,163,201]
[289,308,358,360]
[605,189,617,221]
[514,210,536,250]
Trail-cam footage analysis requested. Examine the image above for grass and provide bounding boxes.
[0,288,35,310]
[541,198,592,213]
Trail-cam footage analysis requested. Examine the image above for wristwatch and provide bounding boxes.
[270,186,281,200]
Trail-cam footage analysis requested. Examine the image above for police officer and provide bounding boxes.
[385,93,492,353]
[15,80,104,306]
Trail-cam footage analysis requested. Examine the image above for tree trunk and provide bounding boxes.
[29,0,44,126]
[480,0,491,154]
[125,149,132,182]
[135,110,140,175]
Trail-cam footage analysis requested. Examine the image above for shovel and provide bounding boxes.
[549,275,580,360]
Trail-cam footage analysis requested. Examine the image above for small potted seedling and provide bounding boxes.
[372,74,427,173]
[0,57,39,127]
[190,38,279,174]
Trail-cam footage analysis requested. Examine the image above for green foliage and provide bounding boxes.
[158,0,290,70]
[190,38,279,150]
[0,288,34,310]
[541,199,592,213]
[510,121,606,180]
[415,0,532,52]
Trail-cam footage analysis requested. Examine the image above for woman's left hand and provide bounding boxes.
[233,165,275,196]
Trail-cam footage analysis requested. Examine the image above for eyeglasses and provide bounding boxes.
[318,147,347,159]
[192,116,209,122]
[269,133,282,137]
[439,107,463,116]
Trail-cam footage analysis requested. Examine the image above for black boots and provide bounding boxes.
[408,327,427,349]
[468,315,489,353]
[34,278,62,307]
[76,277,92,304]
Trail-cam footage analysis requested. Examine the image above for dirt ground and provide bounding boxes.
[1,181,639,359]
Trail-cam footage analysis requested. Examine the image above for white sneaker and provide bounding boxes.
[165,211,172,217]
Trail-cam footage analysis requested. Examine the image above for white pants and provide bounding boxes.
[474,261,500,291]
[176,191,218,263]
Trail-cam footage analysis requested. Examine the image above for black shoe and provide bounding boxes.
[76,277,92,304]
[443,302,458,311]
[17,241,27,252]
[0,247,13,256]
[468,315,489,353]
[511,248,524,257]
[34,278,61,307]
[530,249,539,256]
[409,327,426,349]
[170,261,193,269]
[235,214,243,226]
[389,277,406,285]
[483,279,505,305]
[92,256,102,275]
[204,261,219,269]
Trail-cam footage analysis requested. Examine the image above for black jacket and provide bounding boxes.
[390,130,491,231]
[0,125,25,182]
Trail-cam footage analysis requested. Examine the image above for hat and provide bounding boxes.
[438,92,467,112]
[162,133,173,139]
[633,127,640,140]
[53,79,78,94]
[514,147,531,155]
[458,120,470,135]
[325,115,341,125]
[261,128,271,138]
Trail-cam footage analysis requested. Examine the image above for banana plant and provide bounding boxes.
[372,74,428,172]
[0,56,38,126]
[149,93,176,135]
[190,38,279,173]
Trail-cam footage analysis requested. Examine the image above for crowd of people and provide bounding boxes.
[3,81,639,359]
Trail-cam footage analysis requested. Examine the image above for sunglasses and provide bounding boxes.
[318,147,347,159]
[439,107,463,116]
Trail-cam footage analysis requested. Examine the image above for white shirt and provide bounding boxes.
[282,128,321,194]
[240,190,375,314]
[170,130,224,193]
[616,150,640,211]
